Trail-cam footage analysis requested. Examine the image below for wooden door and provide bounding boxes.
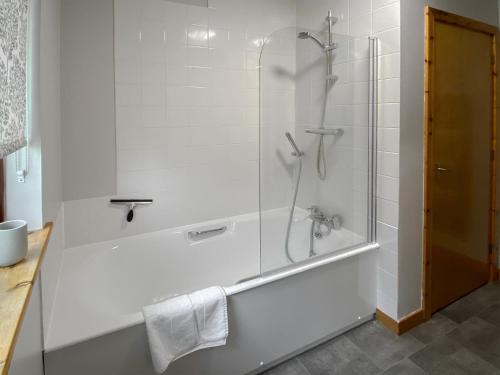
[424,8,498,316]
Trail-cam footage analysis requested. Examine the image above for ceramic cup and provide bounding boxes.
[0,220,28,267]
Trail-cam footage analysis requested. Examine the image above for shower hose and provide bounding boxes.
[316,134,327,180]
[285,155,303,264]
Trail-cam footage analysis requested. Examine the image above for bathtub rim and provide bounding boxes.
[227,241,379,295]
[45,242,379,352]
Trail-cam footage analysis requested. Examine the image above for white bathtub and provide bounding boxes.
[44,208,378,375]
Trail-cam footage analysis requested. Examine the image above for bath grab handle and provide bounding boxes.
[188,226,227,241]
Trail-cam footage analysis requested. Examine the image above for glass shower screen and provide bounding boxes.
[259,27,377,274]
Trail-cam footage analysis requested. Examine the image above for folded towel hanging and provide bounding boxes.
[142,286,228,374]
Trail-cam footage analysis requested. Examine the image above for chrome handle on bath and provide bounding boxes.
[188,226,227,241]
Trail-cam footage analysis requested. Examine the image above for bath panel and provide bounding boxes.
[44,249,377,375]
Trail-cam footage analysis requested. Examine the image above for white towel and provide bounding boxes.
[142,286,228,374]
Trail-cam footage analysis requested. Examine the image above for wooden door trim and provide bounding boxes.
[423,7,499,321]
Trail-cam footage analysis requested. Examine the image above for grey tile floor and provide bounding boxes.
[261,281,500,375]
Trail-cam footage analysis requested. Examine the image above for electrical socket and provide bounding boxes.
[16,170,26,183]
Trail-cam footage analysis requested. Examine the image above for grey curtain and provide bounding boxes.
[0,0,28,158]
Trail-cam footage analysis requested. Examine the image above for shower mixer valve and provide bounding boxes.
[308,206,342,239]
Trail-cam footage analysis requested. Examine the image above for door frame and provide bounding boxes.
[423,7,500,320]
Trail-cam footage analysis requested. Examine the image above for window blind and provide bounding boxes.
[0,0,28,158]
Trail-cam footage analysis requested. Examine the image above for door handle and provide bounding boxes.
[436,166,448,172]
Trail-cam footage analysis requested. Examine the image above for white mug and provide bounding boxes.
[0,220,28,267]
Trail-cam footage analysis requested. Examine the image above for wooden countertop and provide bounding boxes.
[0,223,53,375]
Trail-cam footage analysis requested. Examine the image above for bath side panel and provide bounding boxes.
[44,252,377,375]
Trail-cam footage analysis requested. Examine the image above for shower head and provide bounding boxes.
[297,31,327,50]
[285,132,304,157]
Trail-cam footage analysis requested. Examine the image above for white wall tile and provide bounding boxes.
[378,268,398,300]
[378,78,400,103]
[377,221,398,252]
[377,151,399,178]
[378,103,400,128]
[350,0,371,18]
[378,128,399,153]
[373,2,400,33]
[377,175,399,202]
[350,13,372,37]
[377,197,399,228]
[378,246,398,276]
[375,27,400,55]
[378,53,400,79]
[377,290,398,318]
[372,0,399,12]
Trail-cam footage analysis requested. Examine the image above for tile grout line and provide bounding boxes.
[341,330,386,372]
[294,357,312,375]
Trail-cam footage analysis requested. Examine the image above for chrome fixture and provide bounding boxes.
[305,128,344,136]
[110,199,153,222]
[306,127,344,181]
[284,132,304,264]
[308,206,342,257]
[436,165,449,172]
[298,10,340,180]
[188,226,227,242]
[285,131,304,157]
[297,31,337,52]
[297,10,338,85]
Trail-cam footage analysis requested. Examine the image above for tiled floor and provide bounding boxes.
[261,282,500,375]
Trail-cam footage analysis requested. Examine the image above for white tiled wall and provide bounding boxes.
[259,29,297,211]
[374,0,400,319]
[295,0,401,319]
[113,0,295,230]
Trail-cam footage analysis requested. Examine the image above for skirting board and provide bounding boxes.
[376,308,425,335]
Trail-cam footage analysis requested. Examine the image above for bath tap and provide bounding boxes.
[308,206,342,257]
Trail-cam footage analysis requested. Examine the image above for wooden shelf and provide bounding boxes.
[0,223,53,375]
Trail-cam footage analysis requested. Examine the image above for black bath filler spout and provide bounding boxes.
[109,199,153,222]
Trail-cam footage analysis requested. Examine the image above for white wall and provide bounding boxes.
[62,0,296,247]
[399,0,499,318]
[40,0,62,223]
[61,0,116,201]
[39,0,64,340]
[114,0,295,226]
